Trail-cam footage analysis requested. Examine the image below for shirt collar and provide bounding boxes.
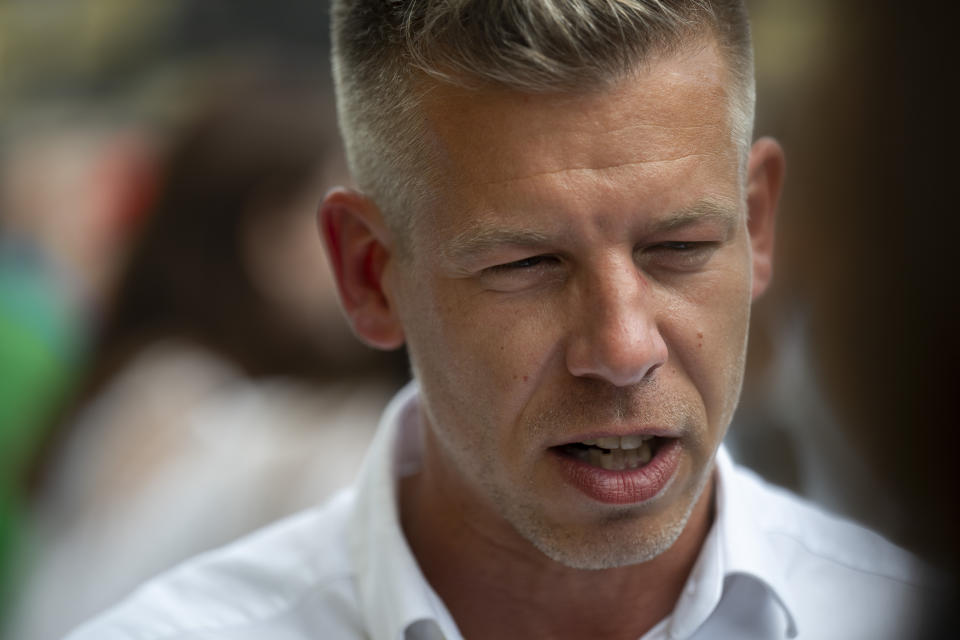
[348,381,462,640]
[668,446,798,639]
[349,385,798,640]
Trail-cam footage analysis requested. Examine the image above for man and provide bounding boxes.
[68,1,934,639]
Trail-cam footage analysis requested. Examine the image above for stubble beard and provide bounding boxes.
[475,378,716,571]
[490,455,714,570]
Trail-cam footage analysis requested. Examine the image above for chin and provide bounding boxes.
[537,518,689,570]
[505,464,713,571]
[506,498,699,571]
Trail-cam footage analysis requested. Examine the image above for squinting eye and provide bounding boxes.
[487,255,550,272]
[480,254,564,292]
[642,241,719,270]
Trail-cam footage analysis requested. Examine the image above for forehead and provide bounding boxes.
[411,37,741,244]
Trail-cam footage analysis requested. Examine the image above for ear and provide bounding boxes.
[317,188,405,350]
[746,137,786,299]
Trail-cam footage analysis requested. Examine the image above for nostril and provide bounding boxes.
[564,282,667,386]
[566,331,667,387]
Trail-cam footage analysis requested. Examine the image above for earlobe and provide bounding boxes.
[746,137,786,299]
[318,188,405,350]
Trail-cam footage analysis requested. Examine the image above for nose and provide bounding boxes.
[565,267,668,387]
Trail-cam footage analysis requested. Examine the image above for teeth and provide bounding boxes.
[588,448,604,467]
[638,442,652,464]
[596,436,620,449]
[593,445,651,472]
[568,434,654,471]
[599,452,615,470]
[611,449,625,468]
[568,435,659,470]
[620,434,644,449]
[582,435,653,450]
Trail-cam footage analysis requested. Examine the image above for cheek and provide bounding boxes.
[661,263,752,428]
[400,279,559,428]
[446,293,558,396]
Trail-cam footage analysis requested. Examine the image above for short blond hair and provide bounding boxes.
[331,0,755,242]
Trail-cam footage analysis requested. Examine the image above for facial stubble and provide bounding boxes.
[462,378,717,571]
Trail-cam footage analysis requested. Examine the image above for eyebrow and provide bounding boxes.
[653,200,741,235]
[444,199,740,262]
[444,227,554,262]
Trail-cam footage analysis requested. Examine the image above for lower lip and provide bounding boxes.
[551,439,682,505]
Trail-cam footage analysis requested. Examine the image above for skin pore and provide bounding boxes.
[321,35,783,640]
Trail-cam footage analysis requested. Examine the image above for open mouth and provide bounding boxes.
[554,435,667,471]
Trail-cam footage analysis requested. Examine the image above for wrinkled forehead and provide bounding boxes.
[403,37,742,244]
[431,63,728,172]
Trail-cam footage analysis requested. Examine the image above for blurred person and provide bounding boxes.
[0,117,155,628]
[68,2,947,639]
[0,229,80,631]
[0,229,79,627]
[7,65,407,640]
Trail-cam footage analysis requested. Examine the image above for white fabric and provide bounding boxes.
[66,382,933,640]
[11,341,388,640]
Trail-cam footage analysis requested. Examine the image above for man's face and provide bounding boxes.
[386,40,756,569]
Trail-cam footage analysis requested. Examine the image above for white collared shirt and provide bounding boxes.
[66,382,935,640]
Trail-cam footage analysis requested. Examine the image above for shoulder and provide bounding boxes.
[65,489,365,640]
[734,464,924,582]
[730,463,942,637]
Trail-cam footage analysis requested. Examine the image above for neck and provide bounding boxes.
[400,447,715,640]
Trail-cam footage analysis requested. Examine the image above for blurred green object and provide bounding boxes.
[0,236,83,625]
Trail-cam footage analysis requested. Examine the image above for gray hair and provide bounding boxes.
[331,0,755,244]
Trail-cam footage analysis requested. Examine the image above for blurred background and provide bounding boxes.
[0,0,955,638]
